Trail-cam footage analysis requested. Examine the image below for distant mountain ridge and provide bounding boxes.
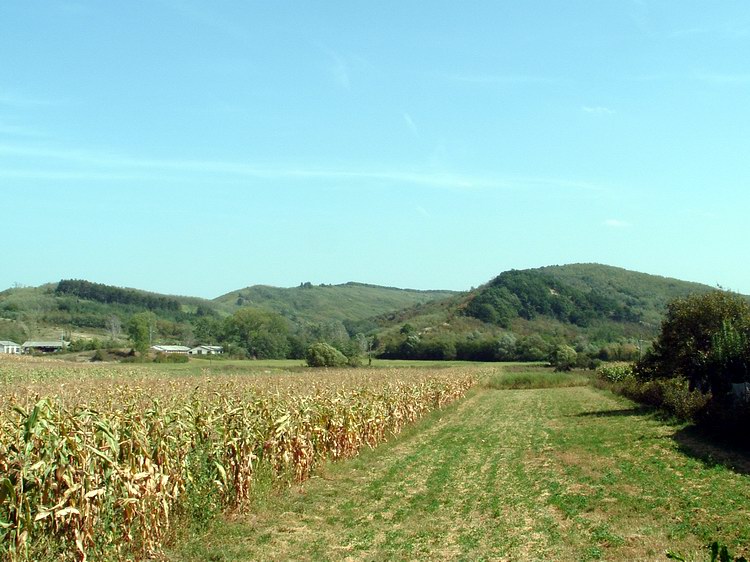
[0,265,737,357]
[213,282,457,324]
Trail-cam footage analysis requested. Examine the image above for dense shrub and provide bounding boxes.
[642,290,750,395]
[596,362,634,383]
[631,290,750,439]
[305,342,348,367]
[153,352,189,363]
[617,377,710,421]
[549,344,577,372]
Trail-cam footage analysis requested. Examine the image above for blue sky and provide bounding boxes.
[2,1,749,298]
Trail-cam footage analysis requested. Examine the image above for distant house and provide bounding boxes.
[22,341,67,354]
[0,341,20,354]
[150,345,191,354]
[188,345,223,355]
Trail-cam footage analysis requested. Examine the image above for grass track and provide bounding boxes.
[172,384,750,561]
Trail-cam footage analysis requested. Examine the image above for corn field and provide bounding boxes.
[0,357,476,561]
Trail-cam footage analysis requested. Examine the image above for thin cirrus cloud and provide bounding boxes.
[441,73,556,85]
[0,142,607,194]
[603,219,631,228]
[0,91,60,108]
[582,106,615,115]
[623,71,750,85]
[0,121,46,138]
[692,71,750,85]
[403,113,419,138]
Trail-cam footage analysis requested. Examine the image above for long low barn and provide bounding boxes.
[189,345,223,355]
[150,345,192,354]
[22,341,68,353]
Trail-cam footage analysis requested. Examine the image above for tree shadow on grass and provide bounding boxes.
[672,425,750,476]
[574,405,653,418]
[576,407,750,474]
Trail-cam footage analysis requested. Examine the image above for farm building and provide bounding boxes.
[0,341,20,354]
[22,341,67,354]
[150,345,191,354]
[188,345,223,355]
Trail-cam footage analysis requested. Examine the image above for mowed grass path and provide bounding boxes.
[173,383,750,561]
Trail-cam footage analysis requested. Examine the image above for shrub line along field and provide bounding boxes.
[1,357,749,561]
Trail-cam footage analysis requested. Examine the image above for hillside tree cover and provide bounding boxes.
[56,279,181,312]
[465,269,642,328]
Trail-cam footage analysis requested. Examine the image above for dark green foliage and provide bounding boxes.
[549,344,577,372]
[223,308,290,359]
[56,279,181,312]
[641,290,750,396]
[618,376,710,421]
[465,269,641,328]
[464,285,518,327]
[305,342,348,367]
[601,291,750,442]
[127,312,154,356]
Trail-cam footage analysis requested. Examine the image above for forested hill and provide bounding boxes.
[536,264,716,325]
[464,264,716,329]
[369,264,723,361]
[213,282,457,324]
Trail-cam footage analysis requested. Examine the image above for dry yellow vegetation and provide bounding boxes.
[0,356,475,561]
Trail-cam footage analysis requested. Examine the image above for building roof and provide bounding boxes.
[191,345,223,351]
[22,341,65,348]
[151,345,191,352]
[0,341,19,347]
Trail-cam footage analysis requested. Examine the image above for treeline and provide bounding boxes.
[378,323,640,365]
[188,310,368,361]
[465,270,641,328]
[56,280,182,312]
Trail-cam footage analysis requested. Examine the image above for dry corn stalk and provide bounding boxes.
[0,359,475,561]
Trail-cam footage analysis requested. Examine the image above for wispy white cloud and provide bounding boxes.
[416,206,430,218]
[582,106,615,115]
[0,120,45,138]
[603,218,631,228]
[692,72,750,85]
[327,51,351,90]
[0,91,59,108]
[623,71,750,85]
[442,73,555,85]
[403,113,419,138]
[0,143,608,194]
[670,22,750,39]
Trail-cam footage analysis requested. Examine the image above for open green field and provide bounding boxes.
[172,370,750,562]
[2,357,748,561]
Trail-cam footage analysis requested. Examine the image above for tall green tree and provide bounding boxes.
[224,308,290,359]
[642,290,750,395]
[127,312,155,356]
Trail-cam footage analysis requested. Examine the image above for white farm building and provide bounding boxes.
[0,341,20,354]
[150,345,191,354]
[189,345,223,355]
